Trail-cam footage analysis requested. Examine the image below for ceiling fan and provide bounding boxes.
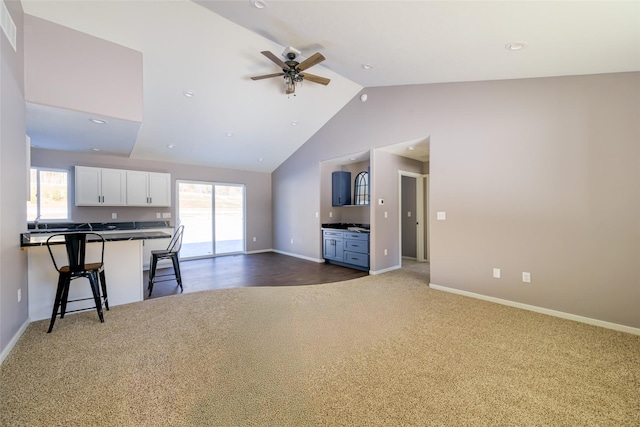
[251,47,330,94]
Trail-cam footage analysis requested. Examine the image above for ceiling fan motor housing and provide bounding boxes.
[282,46,302,58]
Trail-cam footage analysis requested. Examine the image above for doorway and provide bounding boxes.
[399,171,429,263]
[177,181,245,258]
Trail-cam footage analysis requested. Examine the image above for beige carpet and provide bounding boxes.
[1,262,639,426]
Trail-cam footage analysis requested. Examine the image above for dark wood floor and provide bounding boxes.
[143,252,369,300]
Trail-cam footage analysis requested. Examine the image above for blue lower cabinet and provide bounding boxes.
[323,236,343,261]
[343,251,369,268]
[322,229,369,271]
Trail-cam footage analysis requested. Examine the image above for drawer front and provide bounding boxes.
[344,251,369,268]
[345,240,368,254]
[343,232,368,241]
[323,230,343,238]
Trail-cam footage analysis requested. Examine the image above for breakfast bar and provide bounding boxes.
[21,222,172,321]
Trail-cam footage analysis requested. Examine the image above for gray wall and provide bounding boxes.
[31,148,273,253]
[273,72,640,328]
[1,0,28,357]
[24,14,143,122]
[370,150,424,271]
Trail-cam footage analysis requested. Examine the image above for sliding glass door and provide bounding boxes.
[177,181,245,258]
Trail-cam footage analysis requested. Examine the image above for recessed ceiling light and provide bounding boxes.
[226,132,234,137]
[291,121,298,126]
[360,93,368,102]
[251,0,267,9]
[258,157,264,162]
[167,144,176,149]
[361,64,373,70]
[183,90,194,98]
[92,148,102,152]
[89,118,107,124]
[505,41,528,51]
[408,146,415,151]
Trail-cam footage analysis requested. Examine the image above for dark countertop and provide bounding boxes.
[322,223,370,233]
[21,231,172,247]
[26,220,171,233]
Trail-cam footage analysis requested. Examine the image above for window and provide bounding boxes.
[354,171,369,205]
[27,168,70,221]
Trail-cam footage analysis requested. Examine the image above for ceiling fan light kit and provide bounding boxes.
[251,47,331,95]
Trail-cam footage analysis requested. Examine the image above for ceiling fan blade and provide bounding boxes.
[261,51,289,69]
[301,73,330,85]
[296,52,325,71]
[251,73,284,81]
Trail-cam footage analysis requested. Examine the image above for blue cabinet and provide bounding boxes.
[322,229,369,271]
[322,230,343,261]
[332,171,351,206]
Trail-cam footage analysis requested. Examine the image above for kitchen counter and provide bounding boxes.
[26,220,170,232]
[21,230,171,247]
[23,222,174,322]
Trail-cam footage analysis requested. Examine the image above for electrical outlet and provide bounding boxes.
[290,239,294,245]
[408,211,412,217]
[493,268,501,279]
[253,237,257,242]
[384,249,388,256]
[162,212,171,218]
[315,212,318,218]
[384,211,388,218]
[522,272,531,283]
[156,213,161,219]
[111,212,117,219]
[17,288,21,302]
[329,212,333,218]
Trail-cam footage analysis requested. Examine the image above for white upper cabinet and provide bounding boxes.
[126,170,171,207]
[75,166,126,206]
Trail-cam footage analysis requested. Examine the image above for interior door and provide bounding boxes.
[399,172,428,264]
[401,175,418,258]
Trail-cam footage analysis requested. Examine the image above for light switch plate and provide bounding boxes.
[493,268,501,278]
[437,211,446,220]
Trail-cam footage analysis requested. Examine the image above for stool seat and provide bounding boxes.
[46,233,109,333]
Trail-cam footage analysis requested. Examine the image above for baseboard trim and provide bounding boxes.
[0,318,30,365]
[370,265,401,275]
[245,249,274,255]
[429,283,640,336]
[272,250,324,264]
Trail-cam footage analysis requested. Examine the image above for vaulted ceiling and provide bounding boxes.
[22,0,640,172]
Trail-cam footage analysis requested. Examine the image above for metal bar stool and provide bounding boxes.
[148,225,185,297]
[46,233,109,333]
